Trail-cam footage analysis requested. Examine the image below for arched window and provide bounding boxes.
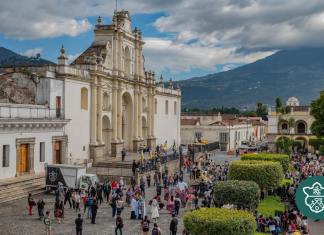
[174,101,177,115]
[103,92,109,111]
[296,121,307,134]
[165,100,169,115]
[80,87,88,110]
[154,98,157,114]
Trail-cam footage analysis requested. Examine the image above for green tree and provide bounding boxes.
[256,102,268,119]
[310,91,324,137]
[276,137,293,155]
[275,97,282,113]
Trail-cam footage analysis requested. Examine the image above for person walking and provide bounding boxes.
[91,199,98,224]
[115,215,123,235]
[37,198,45,220]
[169,214,178,235]
[27,193,35,216]
[151,223,161,235]
[64,188,72,208]
[44,211,52,235]
[141,215,150,235]
[116,196,124,216]
[151,197,159,222]
[75,213,83,235]
[122,147,126,162]
[75,191,81,212]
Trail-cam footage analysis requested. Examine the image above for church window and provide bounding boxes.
[165,100,169,115]
[2,145,9,167]
[154,99,157,114]
[103,92,109,111]
[81,87,88,110]
[174,101,177,115]
[40,142,45,162]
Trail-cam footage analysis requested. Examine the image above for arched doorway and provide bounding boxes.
[102,116,111,157]
[142,116,147,141]
[122,92,133,150]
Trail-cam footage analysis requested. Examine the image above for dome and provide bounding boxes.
[286,97,300,106]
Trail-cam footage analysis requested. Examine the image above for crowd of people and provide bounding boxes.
[25,145,323,235]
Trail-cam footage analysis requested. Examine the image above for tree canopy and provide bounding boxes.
[310,91,324,138]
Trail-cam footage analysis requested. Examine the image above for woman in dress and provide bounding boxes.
[151,197,159,222]
[167,195,175,214]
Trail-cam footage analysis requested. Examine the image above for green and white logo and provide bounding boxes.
[296,176,324,219]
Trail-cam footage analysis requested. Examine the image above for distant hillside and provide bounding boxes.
[0,47,54,67]
[179,48,324,109]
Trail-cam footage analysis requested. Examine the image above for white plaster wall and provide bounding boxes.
[0,129,64,179]
[154,94,181,147]
[64,79,90,163]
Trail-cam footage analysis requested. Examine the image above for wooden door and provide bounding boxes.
[56,96,61,118]
[54,141,62,164]
[19,144,28,173]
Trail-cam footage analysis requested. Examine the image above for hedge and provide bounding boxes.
[183,208,256,235]
[228,160,284,190]
[241,153,289,172]
[213,180,260,210]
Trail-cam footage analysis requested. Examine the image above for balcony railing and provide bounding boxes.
[0,103,64,119]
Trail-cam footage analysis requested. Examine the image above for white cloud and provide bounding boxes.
[143,37,274,74]
[3,0,324,76]
[22,48,43,57]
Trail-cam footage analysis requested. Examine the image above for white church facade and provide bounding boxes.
[0,10,181,179]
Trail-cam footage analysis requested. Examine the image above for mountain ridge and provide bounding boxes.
[0,47,55,67]
[179,47,324,109]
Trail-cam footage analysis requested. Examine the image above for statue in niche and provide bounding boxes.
[106,41,112,68]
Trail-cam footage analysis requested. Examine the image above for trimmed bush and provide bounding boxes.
[241,153,289,172]
[213,180,260,210]
[183,208,256,235]
[228,160,284,190]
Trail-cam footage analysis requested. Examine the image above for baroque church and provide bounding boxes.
[0,10,181,179]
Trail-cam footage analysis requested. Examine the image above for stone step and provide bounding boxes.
[0,177,44,193]
[0,181,45,200]
[0,174,45,204]
[0,188,46,204]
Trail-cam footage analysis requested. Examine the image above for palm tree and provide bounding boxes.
[288,117,295,134]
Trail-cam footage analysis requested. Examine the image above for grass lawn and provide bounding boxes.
[254,233,270,235]
[257,196,285,217]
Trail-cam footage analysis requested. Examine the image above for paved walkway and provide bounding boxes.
[0,173,189,235]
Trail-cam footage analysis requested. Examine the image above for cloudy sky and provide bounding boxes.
[1,0,324,80]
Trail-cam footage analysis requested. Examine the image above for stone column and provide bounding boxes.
[112,80,118,142]
[90,76,98,145]
[147,89,152,138]
[138,88,143,139]
[113,34,118,76]
[28,143,35,174]
[16,144,20,176]
[97,77,103,144]
[118,32,123,77]
[133,86,139,139]
[117,82,123,141]
[134,40,139,80]
[151,88,155,137]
